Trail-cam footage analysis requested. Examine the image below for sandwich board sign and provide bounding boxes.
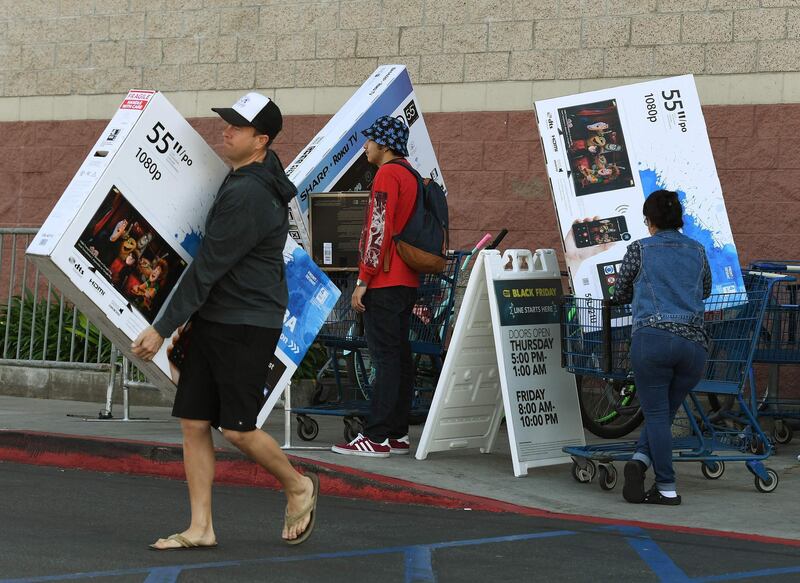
[415,249,585,477]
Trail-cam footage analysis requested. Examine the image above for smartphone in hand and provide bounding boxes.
[167,321,193,370]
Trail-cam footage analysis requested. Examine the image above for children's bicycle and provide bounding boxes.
[562,301,643,438]
[576,374,642,438]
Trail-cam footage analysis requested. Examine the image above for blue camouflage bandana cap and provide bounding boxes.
[361,115,410,157]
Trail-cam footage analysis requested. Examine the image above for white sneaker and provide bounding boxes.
[331,433,390,458]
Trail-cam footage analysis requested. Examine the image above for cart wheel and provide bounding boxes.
[570,461,586,483]
[296,416,319,442]
[598,464,617,491]
[749,437,767,455]
[701,461,725,480]
[570,460,596,483]
[754,468,779,493]
[343,416,364,443]
[773,421,793,445]
[586,460,597,481]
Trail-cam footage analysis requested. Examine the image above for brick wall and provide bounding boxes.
[1,104,798,267]
[6,1,800,98]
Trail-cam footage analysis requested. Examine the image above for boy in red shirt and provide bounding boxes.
[332,116,419,458]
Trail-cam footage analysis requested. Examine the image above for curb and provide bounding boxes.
[0,430,491,510]
[2,429,799,548]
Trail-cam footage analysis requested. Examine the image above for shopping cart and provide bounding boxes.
[560,273,784,494]
[748,260,800,445]
[292,251,467,442]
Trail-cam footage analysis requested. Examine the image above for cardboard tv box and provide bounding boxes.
[26,90,229,396]
[284,64,446,249]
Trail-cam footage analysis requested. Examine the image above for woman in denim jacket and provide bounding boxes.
[612,189,712,505]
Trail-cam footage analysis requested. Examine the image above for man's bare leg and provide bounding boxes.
[151,418,217,549]
[222,429,314,541]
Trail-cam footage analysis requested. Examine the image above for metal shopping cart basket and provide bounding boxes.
[559,272,784,493]
[292,251,467,443]
[747,260,800,445]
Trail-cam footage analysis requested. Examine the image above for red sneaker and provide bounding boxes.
[388,435,410,455]
[331,433,390,458]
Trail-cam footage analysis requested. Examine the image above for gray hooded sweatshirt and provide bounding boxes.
[153,149,297,337]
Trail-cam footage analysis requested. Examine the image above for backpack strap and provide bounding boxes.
[385,158,424,189]
[384,159,427,219]
[383,246,392,272]
[381,159,423,273]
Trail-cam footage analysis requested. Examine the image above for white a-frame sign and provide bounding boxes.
[415,249,585,477]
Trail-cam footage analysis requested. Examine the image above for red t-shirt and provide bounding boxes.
[357,159,419,289]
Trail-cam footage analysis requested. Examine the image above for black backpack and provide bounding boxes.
[383,159,449,274]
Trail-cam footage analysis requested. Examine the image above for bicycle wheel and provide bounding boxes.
[344,350,373,400]
[577,375,644,438]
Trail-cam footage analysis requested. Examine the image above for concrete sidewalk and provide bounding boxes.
[0,395,797,542]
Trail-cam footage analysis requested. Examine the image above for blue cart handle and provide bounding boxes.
[751,261,800,272]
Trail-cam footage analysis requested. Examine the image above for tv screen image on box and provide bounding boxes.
[75,185,187,323]
[558,99,635,197]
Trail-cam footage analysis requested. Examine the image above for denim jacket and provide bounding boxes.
[630,230,707,333]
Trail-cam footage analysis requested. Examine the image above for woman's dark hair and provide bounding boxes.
[643,189,683,230]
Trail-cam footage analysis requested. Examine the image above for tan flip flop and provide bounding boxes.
[285,472,319,546]
[148,533,218,551]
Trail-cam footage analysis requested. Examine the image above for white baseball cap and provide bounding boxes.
[212,92,283,139]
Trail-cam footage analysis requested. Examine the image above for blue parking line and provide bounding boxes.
[142,567,183,583]
[400,530,578,583]
[1,528,797,583]
[0,530,577,583]
[692,565,800,582]
[425,530,577,549]
[615,526,691,583]
[405,547,435,583]
[605,525,800,583]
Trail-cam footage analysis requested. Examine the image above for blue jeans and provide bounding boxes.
[362,286,417,442]
[631,327,707,491]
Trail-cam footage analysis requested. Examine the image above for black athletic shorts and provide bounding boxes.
[171,316,281,431]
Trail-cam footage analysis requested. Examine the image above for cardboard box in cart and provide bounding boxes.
[533,75,744,301]
[26,91,229,396]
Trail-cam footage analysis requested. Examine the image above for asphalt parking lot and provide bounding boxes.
[1,462,798,583]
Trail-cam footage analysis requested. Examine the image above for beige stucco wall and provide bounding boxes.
[3,0,800,119]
